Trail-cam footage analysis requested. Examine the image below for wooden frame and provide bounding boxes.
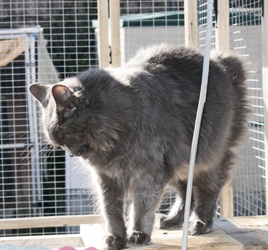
[1,216,267,250]
[215,0,229,51]
[184,0,198,47]
[97,0,121,68]
[110,0,121,67]
[0,215,103,230]
[97,0,109,68]
[215,0,233,218]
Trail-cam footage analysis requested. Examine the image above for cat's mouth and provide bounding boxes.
[61,146,75,157]
[61,144,91,158]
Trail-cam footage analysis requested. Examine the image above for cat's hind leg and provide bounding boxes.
[155,182,194,229]
[157,179,219,234]
[188,186,218,235]
[188,151,233,235]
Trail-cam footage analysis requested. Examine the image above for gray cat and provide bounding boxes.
[29,44,248,250]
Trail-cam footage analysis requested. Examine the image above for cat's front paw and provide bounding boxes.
[188,219,212,235]
[128,231,151,246]
[103,234,127,250]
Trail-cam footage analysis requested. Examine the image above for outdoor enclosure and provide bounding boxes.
[0,0,267,246]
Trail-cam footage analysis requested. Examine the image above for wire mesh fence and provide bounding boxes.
[0,0,99,236]
[228,0,266,216]
[0,0,266,238]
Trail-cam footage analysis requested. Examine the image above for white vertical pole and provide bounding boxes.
[181,1,214,249]
[25,34,37,217]
[261,0,268,215]
[30,34,43,215]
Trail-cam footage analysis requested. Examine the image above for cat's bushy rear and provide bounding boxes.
[29,44,248,250]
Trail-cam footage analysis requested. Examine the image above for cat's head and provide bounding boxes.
[29,78,88,156]
[29,74,135,160]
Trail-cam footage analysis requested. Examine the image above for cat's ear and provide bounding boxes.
[29,83,50,108]
[52,84,77,115]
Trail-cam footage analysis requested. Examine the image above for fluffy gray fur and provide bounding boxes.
[29,44,248,250]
